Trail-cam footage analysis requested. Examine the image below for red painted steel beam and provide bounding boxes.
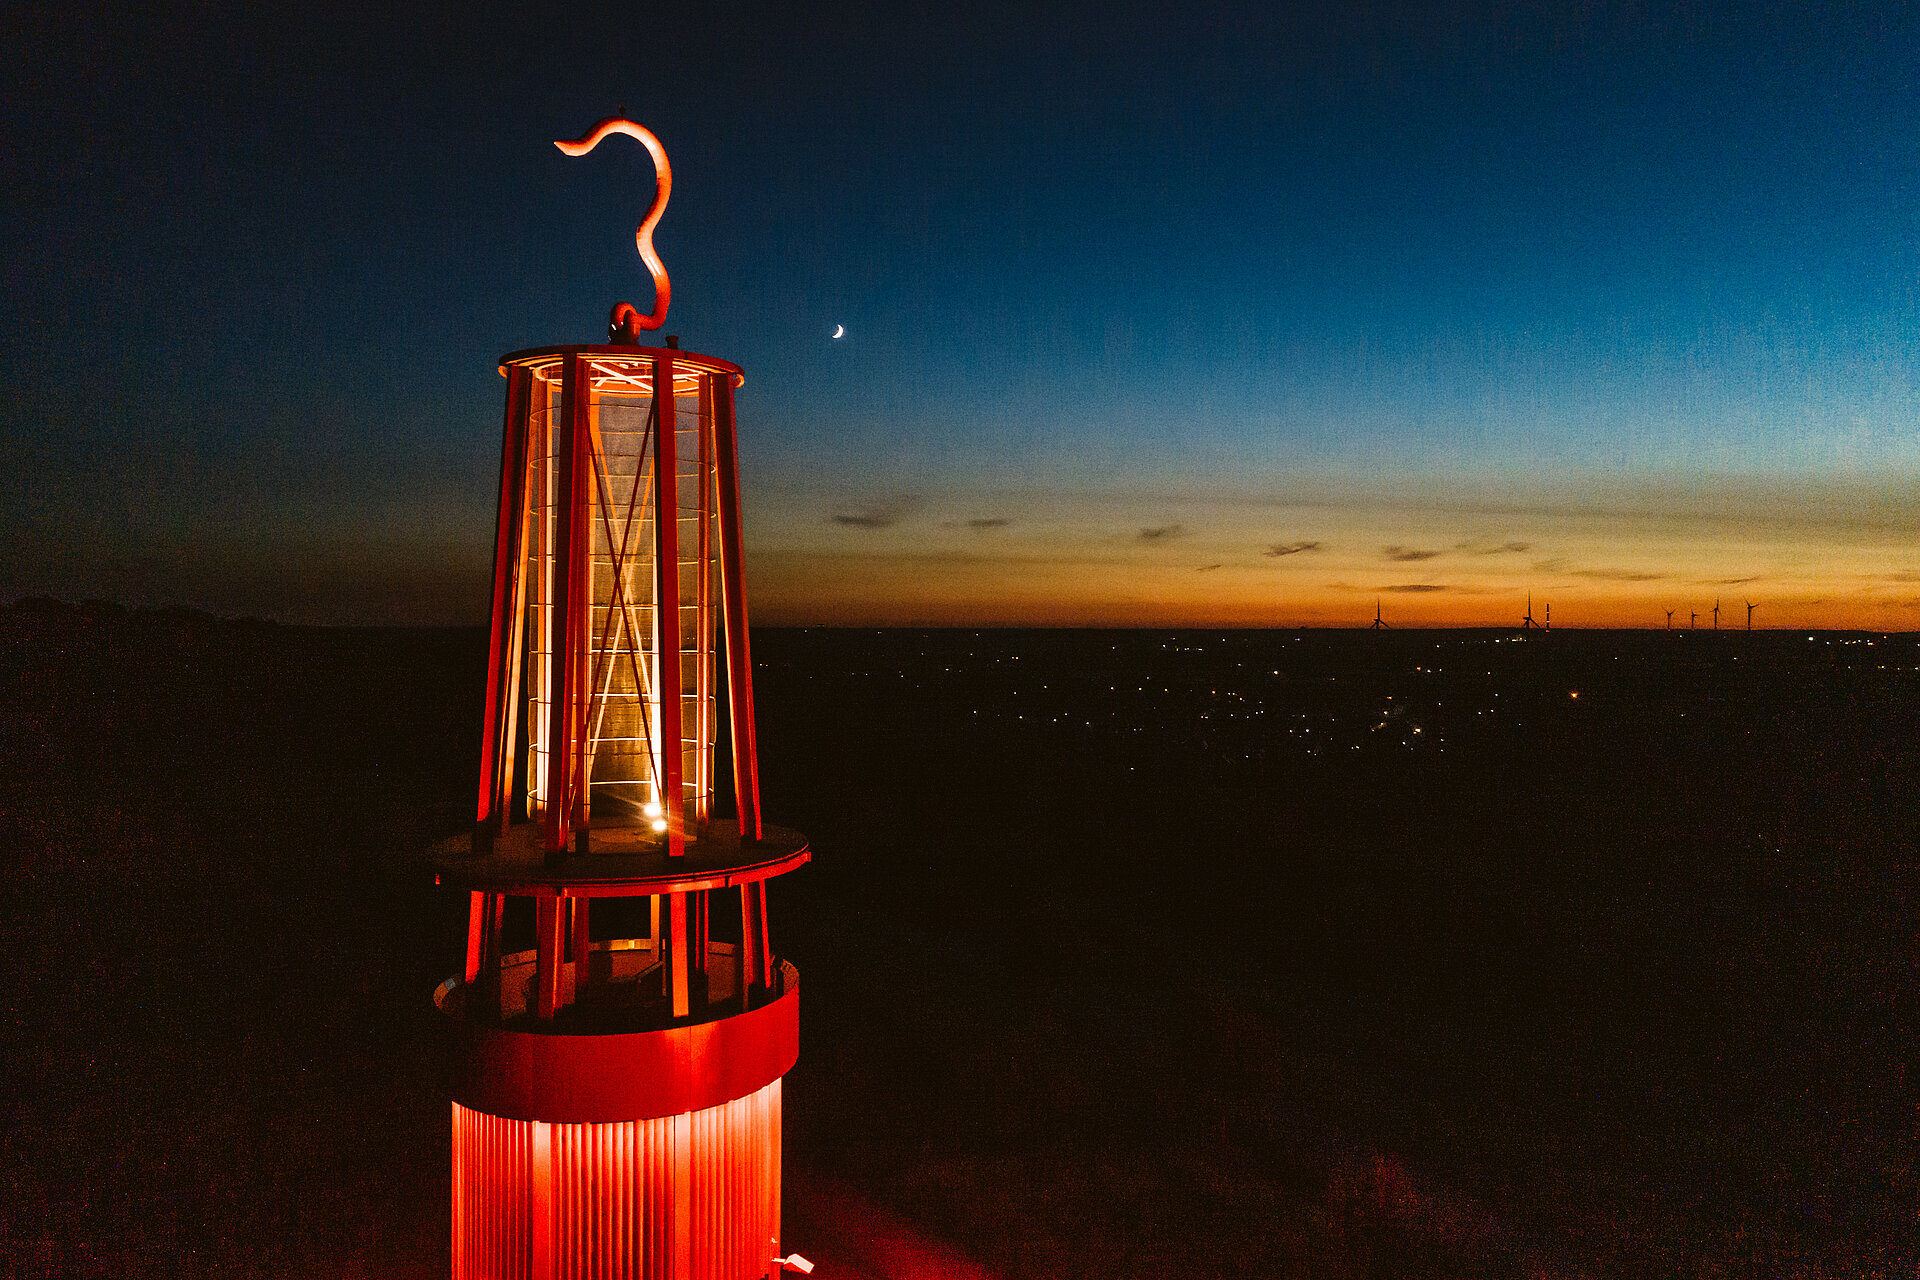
[756,880,772,989]
[477,892,504,1021]
[669,890,690,1018]
[545,357,592,856]
[695,373,715,824]
[695,890,709,976]
[496,425,531,832]
[744,879,772,991]
[712,372,763,840]
[653,353,687,856]
[534,894,564,1019]
[477,365,532,833]
[738,883,759,998]
[570,897,590,995]
[572,372,595,838]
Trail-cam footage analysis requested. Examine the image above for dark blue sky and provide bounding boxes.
[5,1,1915,625]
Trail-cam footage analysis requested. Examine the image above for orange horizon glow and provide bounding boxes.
[748,586,1917,632]
[747,572,1918,631]
[740,471,1920,632]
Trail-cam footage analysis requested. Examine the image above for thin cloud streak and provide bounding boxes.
[830,497,921,529]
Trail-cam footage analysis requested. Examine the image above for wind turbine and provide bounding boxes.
[1745,600,1756,631]
[1665,609,1674,630]
[1521,594,1538,630]
[1370,597,1389,629]
[1712,600,1721,630]
[1690,610,1698,630]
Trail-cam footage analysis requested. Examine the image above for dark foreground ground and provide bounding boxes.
[1,601,1914,1278]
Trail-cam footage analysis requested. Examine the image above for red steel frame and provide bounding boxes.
[695,374,715,825]
[545,355,593,856]
[456,348,787,1027]
[459,348,784,1024]
[654,353,686,858]
[712,372,762,841]
[477,366,533,838]
[478,345,763,853]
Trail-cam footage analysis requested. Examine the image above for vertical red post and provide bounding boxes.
[571,896,591,993]
[739,880,771,991]
[476,892,504,1019]
[535,894,564,1019]
[477,366,532,835]
[695,890,709,975]
[738,883,759,998]
[545,356,591,855]
[668,890,690,1018]
[712,372,763,840]
[694,373,714,824]
[468,420,519,1036]
[529,381,551,824]
[572,374,596,838]
[754,880,772,989]
[653,354,686,856]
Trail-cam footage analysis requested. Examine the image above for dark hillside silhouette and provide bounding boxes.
[2,602,1914,1277]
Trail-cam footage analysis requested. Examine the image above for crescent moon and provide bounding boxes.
[833,324,845,339]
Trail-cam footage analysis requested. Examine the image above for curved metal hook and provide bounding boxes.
[556,116,672,334]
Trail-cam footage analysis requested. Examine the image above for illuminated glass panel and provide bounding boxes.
[521,357,721,834]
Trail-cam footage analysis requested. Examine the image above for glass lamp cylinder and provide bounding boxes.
[475,347,760,859]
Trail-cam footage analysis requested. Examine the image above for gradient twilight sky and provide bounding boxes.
[4,2,1915,627]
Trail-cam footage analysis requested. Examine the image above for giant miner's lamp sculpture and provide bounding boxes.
[432,117,811,1280]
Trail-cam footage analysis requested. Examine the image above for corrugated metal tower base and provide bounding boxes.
[452,1081,781,1280]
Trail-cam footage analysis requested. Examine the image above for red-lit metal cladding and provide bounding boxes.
[451,1081,781,1280]
[435,125,810,1275]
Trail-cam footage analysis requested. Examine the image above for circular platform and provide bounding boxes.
[430,820,810,897]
